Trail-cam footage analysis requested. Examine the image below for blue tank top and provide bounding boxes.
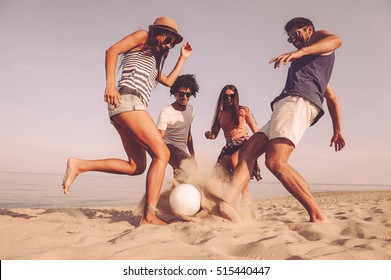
[271,52,335,126]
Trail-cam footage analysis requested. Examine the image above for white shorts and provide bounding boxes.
[259,95,320,147]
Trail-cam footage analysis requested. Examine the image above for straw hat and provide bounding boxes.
[149,16,183,44]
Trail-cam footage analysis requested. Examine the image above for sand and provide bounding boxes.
[0,190,390,260]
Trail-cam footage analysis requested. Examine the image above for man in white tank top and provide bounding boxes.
[157,74,199,181]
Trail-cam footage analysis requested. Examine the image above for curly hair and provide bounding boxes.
[284,17,315,33]
[170,74,200,97]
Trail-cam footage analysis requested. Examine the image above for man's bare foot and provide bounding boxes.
[62,157,82,195]
[310,217,331,223]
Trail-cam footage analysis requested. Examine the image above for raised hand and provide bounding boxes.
[181,42,193,58]
[269,49,304,68]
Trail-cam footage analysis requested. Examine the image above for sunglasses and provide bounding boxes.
[178,91,192,98]
[162,33,175,48]
[224,94,235,99]
[287,26,307,43]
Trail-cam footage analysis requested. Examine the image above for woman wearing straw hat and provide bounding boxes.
[62,16,192,226]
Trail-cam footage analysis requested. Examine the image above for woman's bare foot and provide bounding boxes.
[62,157,82,195]
[139,204,167,226]
[139,214,167,226]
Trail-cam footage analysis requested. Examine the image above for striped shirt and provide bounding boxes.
[118,49,158,106]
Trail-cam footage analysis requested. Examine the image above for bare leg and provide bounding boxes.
[221,154,250,202]
[225,133,268,202]
[220,155,232,182]
[62,124,146,194]
[113,111,170,225]
[63,110,169,226]
[62,157,142,194]
[265,138,329,223]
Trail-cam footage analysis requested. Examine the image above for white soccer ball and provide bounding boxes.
[169,183,201,216]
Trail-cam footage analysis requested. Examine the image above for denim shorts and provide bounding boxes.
[108,87,147,121]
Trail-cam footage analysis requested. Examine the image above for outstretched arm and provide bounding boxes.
[158,42,193,87]
[269,30,342,68]
[324,84,346,152]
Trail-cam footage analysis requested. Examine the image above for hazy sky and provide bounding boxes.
[1,0,390,185]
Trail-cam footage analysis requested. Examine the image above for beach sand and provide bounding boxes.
[0,190,390,260]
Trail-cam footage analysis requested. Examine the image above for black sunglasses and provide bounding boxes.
[224,94,235,99]
[287,26,307,43]
[162,33,175,48]
[178,91,192,98]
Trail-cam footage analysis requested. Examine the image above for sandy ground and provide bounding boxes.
[1,190,390,260]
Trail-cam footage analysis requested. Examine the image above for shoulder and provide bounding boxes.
[160,105,173,114]
[187,103,194,111]
[134,29,149,47]
[239,106,251,115]
[315,29,332,35]
[310,29,340,44]
[132,29,149,39]
[122,29,148,51]
[185,104,194,118]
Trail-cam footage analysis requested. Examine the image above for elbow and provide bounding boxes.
[165,81,174,87]
[325,94,338,105]
[106,46,120,58]
[336,39,342,49]
[334,36,342,50]
[158,76,172,87]
[105,48,113,61]
[105,47,113,56]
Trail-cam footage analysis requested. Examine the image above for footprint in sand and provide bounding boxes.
[289,223,343,242]
[340,224,365,239]
[288,223,322,241]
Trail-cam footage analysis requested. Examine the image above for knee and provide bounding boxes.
[242,133,267,160]
[265,156,284,176]
[158,145,170,164]
[132,160,147,175]
[253,133,268,150]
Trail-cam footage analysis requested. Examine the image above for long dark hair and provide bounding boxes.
[119,28,170,80]
[211,85,241,132]
[142,28,170,80]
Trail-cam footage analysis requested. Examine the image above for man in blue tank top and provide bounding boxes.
[225,17,346,223]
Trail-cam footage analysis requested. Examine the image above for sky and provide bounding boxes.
[0,0,390,185]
